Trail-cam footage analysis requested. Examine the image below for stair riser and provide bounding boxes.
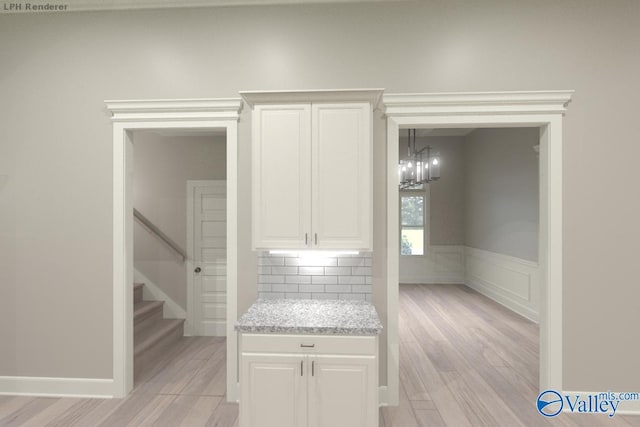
[134,308,164,336]
[132,281,184,384]
[134,286,143,304]
[134,323,184,379]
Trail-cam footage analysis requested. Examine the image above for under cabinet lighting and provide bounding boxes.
[269,250,359,257]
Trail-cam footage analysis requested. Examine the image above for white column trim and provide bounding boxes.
[106,98,241,399]
[385,118,400,406]
[383,91,573,404]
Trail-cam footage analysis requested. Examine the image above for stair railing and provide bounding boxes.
[133,208,187,262]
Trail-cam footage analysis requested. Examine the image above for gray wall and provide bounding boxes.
[1,0,639,391]
[398,129,538,282]
[133,131,226,309]
[463,128,539,262]
[422,137,466,246]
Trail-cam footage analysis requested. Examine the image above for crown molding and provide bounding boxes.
[105,98,242,122]
[383,90,574,117]
[240,88,384,109]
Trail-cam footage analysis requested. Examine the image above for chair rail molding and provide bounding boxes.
[106,97,241,400]
[383,90,573,406]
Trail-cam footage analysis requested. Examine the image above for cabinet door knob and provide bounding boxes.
[315,233,318,245]
[194,267,201,273]
[305,233,308,245]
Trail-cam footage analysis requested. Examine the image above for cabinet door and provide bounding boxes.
[312,103,372,250]
[252,104,312,249]
[240,353,307,427]
[308,355,377,427]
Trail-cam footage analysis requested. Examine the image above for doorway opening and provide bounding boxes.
[131,129,228,386]
[106,98,241,399]
[383,91,572,407]
[393,126,542,424]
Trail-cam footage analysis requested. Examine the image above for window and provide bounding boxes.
[400,193,425,255]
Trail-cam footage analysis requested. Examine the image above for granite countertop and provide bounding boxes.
[235,299,383,336]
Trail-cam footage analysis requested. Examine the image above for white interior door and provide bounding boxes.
[189,180,227,336]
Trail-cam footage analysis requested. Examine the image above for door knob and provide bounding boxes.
[194,267,201,273]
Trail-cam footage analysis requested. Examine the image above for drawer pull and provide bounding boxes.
[301,360,303,376]
[300,344,315,348]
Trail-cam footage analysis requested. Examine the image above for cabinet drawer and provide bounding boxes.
[241,333,377,356]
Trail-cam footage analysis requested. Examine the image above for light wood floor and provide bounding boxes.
[1,285,638,426]
[0,336,237,427]
[380,284,639,427]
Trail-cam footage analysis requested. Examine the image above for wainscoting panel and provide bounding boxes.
[464,246,539,322]
[399,245,465,284]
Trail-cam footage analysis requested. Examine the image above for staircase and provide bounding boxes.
[134,282,185,379]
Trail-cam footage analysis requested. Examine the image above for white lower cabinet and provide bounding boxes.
[240,353,307,427]
[307,355,377,427]
[240,334,378,427]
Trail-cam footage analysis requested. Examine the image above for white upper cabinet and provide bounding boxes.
[311,103,371,249]
[252,104,312,249]
[244,89,381,251]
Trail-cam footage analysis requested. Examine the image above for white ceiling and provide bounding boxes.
[1,0,406,13]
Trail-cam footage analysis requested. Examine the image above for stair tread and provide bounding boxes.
[134,282,144,289]
[134,300,164,320]
[134,318,184,357]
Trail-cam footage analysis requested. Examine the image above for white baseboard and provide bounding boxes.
[562,391,640,416]
[134,268,186,322]
[378,385,389,407]
[200,321,227,337]
[0,376,114,398]
[227,382,240,403]
[464,246,539,323]
[400,276,464,285]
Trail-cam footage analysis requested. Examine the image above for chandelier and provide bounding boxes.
[399,129,440,189]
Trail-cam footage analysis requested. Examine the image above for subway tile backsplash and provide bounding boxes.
[257,251,372,301]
